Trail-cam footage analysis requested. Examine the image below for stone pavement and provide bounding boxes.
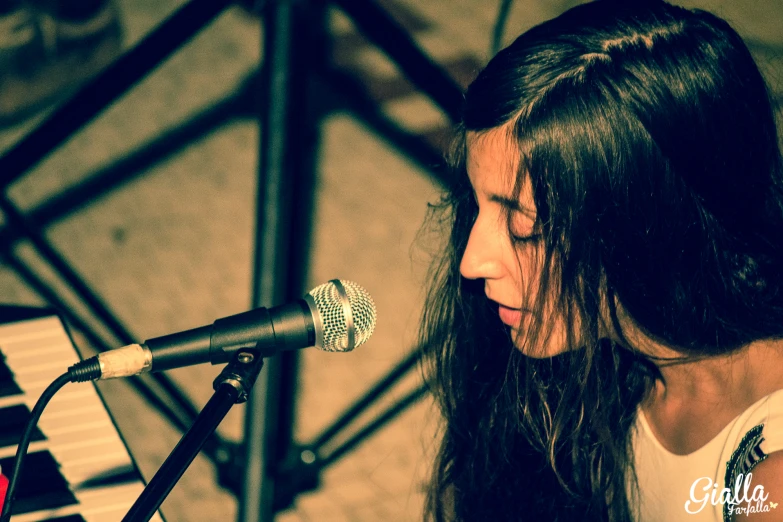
[0,0,779,520]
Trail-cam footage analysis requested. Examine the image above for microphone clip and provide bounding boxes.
[213,348,266,404]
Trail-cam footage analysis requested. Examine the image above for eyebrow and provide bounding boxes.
[488,194,537,219]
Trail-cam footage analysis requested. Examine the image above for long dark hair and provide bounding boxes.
[420,1,783,521]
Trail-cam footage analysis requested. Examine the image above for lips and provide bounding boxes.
[497,304,526,328]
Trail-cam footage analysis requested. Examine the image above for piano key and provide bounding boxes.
[3,339,75,362]
[0,439,51,460]
[0,451,77,515]
[30,426,119,452]
[0,385,89,408]
[3,346,76,372]
[0,317,70,347]
[11,359,77,378]
[0,404,46,448]
[38,413,112,435]
[77,466,139,489]
[0,395,26,410]
[0,356,23,398]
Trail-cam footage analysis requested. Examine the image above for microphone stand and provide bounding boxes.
[122,348,267,522]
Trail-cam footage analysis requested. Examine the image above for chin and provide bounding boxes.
[510,329,573,358]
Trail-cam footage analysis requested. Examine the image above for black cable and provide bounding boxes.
[491,0,515,56]
[0,361,100,522]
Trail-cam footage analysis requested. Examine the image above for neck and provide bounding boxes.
[614,312,783,406]
[646,345,761,406]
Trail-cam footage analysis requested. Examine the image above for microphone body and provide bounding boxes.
[73,279,376,381]
[147,300,314,372]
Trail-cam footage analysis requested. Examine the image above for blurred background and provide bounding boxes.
[0,0,780,520]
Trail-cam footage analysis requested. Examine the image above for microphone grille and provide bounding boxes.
[305,279,377,352]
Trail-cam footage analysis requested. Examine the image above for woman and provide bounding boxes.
[419,1,783,520]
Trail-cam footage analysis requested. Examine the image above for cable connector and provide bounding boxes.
[67,357,102,382]
[67,344,152,381]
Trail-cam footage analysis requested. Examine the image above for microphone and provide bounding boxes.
[69,280,376,381]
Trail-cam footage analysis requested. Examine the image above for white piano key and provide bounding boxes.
[39,405,110,429]
[0,395,25,410]
[59,462,137,490]
[38,425,119,450]
[10,359,79,377]
[75,482,165,522]
[0,439,49,459]
[40,404,106,422]
[0,329,69,349]
[0,316,68,341]
[54,439,130,466]
[41,420,114,439]
[3,343,75,360]
[1,387,101,423]
[3,339,78,360]
[60,450,133,480]
[16,386,94,404]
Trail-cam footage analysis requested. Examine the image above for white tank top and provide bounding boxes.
[630,389,783,521]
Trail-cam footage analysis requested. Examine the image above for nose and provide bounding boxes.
[459,216,504,281]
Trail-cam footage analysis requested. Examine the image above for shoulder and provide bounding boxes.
[760,389,783,452]
[727,389,783,521]
[731,451,783,521]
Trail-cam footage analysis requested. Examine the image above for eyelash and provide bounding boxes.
[468,194,540,244]
[511,233,543,245]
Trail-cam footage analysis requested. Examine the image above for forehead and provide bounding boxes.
[466,129,536,214]
[466,129,519,190]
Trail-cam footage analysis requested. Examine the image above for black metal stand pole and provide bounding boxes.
[240,0,326,520]
[123,350,266,522]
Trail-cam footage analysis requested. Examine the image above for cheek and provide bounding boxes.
[508,251,585,357]
[513,246,546,303]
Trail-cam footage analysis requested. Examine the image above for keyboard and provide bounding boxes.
[0,306,165,522]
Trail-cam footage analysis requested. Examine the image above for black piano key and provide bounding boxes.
[78,463,138,489]
[41,516,87,522]
[0,404,46,448]
[0,306,53,324]
[0,354,23,398]
[0,451,77,514]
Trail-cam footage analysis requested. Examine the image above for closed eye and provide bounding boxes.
[488,194,536,220]
[511,233,543,245]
